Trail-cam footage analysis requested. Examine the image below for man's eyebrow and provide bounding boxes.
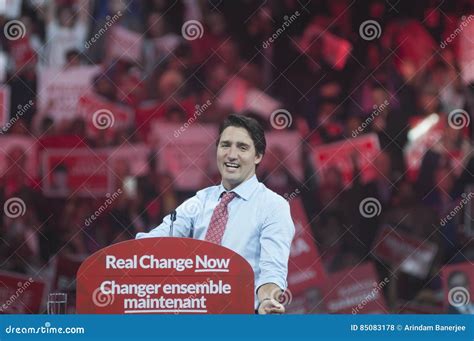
[236,142,250,147]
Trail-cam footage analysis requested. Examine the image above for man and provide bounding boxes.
[136,114,295,314]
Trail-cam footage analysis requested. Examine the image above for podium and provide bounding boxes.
[76,238,255,314]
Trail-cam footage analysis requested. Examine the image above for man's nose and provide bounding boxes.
[227,146,238,160]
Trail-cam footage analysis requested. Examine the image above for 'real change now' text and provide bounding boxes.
[105,255,230,272]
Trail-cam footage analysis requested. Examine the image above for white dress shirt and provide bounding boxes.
[136,175,295,307]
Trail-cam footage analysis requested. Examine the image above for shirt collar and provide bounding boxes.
[218,175,259,201]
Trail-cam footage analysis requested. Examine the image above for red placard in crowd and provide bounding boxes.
[323,262,388,314]
[38,65,100,122]
[76,238,255,314]
[286,198,327,314]
[151,122,218,191]
[294,22,352,70]
[41,148,111,197]
[312,133,381,186]
[287,198,326,294]
[441,262,474,314]
[0,85,10,130]
[0,271,46,314]
[78,92,134,138]
[373,226,438,279]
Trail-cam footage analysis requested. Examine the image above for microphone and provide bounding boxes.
[169,210,177,237]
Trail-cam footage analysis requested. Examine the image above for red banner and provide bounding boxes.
[312,133,380,186]
[76,238,254,314]
[0,271,46,314]
[41,148,111,197]
[288,198,326,295]
[323,262,388,314]
[286,198,327,314]
[78,92,134,138]
[38,66,100,122]
[373,226,438,279]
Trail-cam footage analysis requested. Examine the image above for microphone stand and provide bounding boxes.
[169,210,177,237]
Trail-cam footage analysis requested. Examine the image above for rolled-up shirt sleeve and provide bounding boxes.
[256,197,295,291]
[136,195,201,239]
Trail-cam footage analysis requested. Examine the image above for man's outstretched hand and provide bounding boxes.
[257,283,286,314]
[257,298,285,314]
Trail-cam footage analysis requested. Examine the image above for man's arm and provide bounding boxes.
[135,196,201,239]
[256,197,295,314]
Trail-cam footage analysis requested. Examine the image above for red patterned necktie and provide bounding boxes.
[205,192,237,245]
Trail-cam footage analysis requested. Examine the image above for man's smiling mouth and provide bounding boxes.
[224,162,240,169]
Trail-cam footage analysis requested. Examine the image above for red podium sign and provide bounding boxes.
[76,238,254,314]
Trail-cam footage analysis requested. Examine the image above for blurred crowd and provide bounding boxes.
[0,0,473,313]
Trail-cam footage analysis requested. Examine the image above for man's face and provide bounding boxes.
[217,126,262,190]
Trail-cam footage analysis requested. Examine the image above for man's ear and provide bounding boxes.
[255,153,263,165]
